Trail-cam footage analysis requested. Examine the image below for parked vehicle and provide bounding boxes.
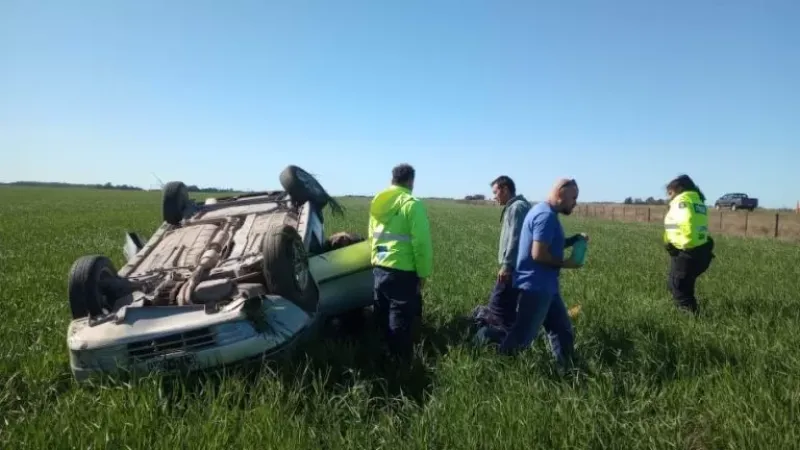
[714,193,758,211]
[66,165,373,383]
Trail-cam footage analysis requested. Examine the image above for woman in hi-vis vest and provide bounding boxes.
[663,174,715,315]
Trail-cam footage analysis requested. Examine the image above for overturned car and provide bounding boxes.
[66,165,373,383]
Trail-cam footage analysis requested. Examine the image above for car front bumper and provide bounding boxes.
[68,296,312,383]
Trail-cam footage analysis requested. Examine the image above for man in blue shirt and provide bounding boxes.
[498,178,588,364]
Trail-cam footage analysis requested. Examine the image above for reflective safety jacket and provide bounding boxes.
[663,190,710,250]
[368,185,433,278]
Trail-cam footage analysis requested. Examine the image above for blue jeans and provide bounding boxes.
[497,289,574,364]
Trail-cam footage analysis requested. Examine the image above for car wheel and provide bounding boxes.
[68,255,118,320]
[261,223,320,313]
[162,181,190,225]
[279,165,345,217]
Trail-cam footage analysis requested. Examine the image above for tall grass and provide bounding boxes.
[1,187,798,449]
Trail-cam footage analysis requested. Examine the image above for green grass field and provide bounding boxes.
[2,186,799,449]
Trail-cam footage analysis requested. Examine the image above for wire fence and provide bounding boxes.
[571,204,800,242]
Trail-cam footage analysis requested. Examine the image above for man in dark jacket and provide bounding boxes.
[472,175,531,331]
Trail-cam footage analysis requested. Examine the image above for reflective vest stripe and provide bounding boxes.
[373,231,411,242]
[665,224,706,231]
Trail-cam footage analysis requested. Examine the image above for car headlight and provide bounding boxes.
[214,321,257,346]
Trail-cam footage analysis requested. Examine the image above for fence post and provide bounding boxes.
[744,212,749,236]
[718,212,723,231]
[774,213,780,238]
[647,207,651,222]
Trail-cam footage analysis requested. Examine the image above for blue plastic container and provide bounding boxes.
[570,238,588,265]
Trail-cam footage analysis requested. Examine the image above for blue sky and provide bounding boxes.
[1,1,797,207]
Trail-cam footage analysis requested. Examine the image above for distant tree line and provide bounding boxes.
[0,181,236,193]
[185,185,236,193]
[623,196,667,205]
[1,181,144,191]
[463,194,486,201]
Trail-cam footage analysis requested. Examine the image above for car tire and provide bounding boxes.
[68,255,118,320]
[279,165,345,217]
[261,223,319,313]
[163,181,190,225]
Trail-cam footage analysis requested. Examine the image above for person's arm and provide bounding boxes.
[665,200,697,252]
[500,203,526,271]
[367,214,376,247]
[531,214,578,268]
[408,200,433,279]
[564,234,581,248]
[663,201,676,252]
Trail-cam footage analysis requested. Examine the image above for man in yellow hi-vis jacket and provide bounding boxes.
[369,163,433,361]
[663,174,715,315]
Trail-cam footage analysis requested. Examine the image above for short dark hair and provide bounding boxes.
[490,175,516,196]
[667,174,706,202]
[391,163,415,185]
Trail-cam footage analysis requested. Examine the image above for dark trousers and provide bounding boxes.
[668,240,714,314]
[486,278,519,329]
[373,266,422,361]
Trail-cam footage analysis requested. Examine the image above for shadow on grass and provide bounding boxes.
[158,310,476,413]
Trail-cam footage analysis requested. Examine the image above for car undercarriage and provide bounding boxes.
[65,165,373,383]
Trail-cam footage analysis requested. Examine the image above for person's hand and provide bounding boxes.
[497,266,512,283]
[563,256,583,269]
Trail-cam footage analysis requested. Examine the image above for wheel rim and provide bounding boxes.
[292,240,309,291]
[96,268,114,315]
